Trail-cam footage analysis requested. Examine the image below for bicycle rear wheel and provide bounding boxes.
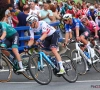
[20,52,33,80]
[61,55,78,83]
[71,49,86,75]
[28,54,52,85]
[92,49,100,72]
[0,55,12,82]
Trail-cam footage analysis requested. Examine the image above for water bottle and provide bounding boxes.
[51,57,57,66]
[84,51,90,59]
[48,56,57,66]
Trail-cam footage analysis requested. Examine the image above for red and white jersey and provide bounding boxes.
[82,8,88,15]
[29,21,56,39]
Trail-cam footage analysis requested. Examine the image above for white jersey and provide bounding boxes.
[29,9,38,16]
[29,21,56,39]
[95,17,100,26]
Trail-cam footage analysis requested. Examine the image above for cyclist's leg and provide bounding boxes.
[50,32,65,74]
[11,33,25,72]
[65,29,72,44]
[0,39,11,57]
[80,30,95,58]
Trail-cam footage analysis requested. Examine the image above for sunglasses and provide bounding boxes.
[64,19,68,22]
[27,22,32,24]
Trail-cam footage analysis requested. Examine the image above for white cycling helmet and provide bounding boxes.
[26,15,38,23]
[89,6,95,10]
[63,14,72,20]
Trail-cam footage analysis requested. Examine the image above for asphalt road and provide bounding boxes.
[0,42,100,90]
[0,32,100,90]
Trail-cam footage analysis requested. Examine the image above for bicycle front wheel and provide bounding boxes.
[20,52,33,80]
[71,49,86,75]
[0,55,12,82]
[61,55,78,83]
[92,49,100,72]
[28,54,52,85]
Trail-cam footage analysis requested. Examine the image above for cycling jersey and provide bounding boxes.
[87,10,97,21]
[85,21,99,32]
[29,21,56,39]
[87,10,97,17]
[0,22,17,38]
[65,18,86,33]
[95,17,100,27]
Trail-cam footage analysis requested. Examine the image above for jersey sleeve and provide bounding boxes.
[1,22,7,32]
[74,19,80,28]
[65,24,70,32]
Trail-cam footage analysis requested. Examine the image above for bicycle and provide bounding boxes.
[0,42,33,82]
[71,40,100,75]
[28,45,78,85]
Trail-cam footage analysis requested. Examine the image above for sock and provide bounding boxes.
[58,61,64,70]
[18,61,23,69]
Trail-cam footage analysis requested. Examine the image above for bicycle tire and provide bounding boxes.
[61,55,78,83]
[92,49,100,72]
[20,52,33,80]
[71,49,87,75]
[0,55,12,82]
[28,54,52,85]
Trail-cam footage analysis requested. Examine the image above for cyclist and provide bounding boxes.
[95,11,100,28]
[26,15,65,74]
[63,14,95,64]
[87,6,97,21]
[0,22,25,72]
[81,16,99,38]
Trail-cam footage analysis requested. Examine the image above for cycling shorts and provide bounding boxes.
[42,31,59,49]
[3,33,19,48]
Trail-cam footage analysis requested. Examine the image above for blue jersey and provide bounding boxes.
[87,10,97,17]
[65,18,86,32]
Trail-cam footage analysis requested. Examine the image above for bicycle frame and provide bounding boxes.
[38,51,57,70]
[75,42,90,70]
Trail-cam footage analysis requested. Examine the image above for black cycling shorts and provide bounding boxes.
[4,33,19,48]
[73,27,90,39]
[42,31,59,49]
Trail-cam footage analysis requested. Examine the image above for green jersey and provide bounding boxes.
[0,22,17,38]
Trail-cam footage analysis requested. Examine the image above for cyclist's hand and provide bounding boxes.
[76,36,80,41]
[24,46,29,52]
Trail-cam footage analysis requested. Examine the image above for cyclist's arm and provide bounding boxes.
[0,31,6,40]
[39,33,48,41]
[27,28,34,47]
[92,21,98,36]
[64,25,70,44]
[0,23,7,40]
[95,17,99,25]
[75,22,79,37]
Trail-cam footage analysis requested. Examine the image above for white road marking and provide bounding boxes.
[0,80,100,84]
